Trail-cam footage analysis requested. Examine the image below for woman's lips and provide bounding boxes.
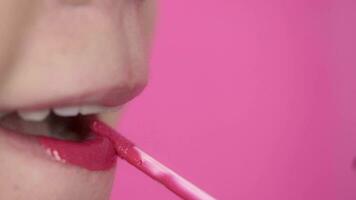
[0,85,142,171]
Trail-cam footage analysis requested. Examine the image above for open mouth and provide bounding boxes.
[0,112,92,142]
[0,105,121,171]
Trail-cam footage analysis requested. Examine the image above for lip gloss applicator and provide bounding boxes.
[89,119,216,200]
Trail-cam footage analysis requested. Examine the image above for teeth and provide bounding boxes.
[18,109,50,122]
[6,105,122,121]
[79,105,121,115]
[53,106,80,117]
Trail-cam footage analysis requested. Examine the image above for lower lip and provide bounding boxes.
[39,133,117,171]
[0,122,118,171]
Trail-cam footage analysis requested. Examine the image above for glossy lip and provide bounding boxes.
[0,116,118,171]
[38,123,118,171]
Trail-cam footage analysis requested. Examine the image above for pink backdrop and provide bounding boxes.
[111,1,356,199]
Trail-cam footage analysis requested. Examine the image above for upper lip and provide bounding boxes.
[0,83,146,112]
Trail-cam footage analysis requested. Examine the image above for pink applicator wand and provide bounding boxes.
[90,119,216,200]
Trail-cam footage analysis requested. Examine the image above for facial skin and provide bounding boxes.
[0,0,155,199]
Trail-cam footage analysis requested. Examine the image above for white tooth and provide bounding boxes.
[18,110,50,122]
[53,107,80,117]
[80,105,121,115]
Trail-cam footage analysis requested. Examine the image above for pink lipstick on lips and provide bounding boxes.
[38,132,117,170]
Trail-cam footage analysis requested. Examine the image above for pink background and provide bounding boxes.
[111,1,356,199]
